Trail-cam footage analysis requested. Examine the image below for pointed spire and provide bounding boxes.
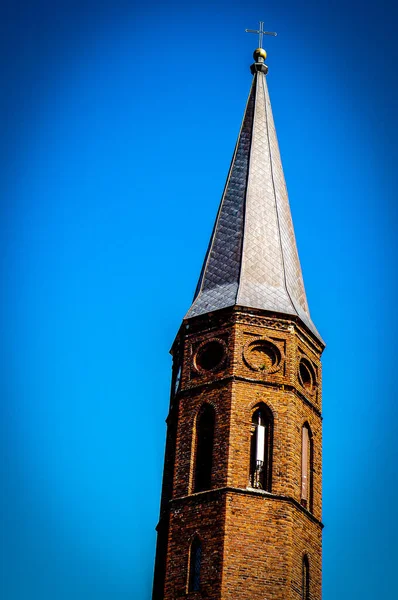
[186,50,322,344]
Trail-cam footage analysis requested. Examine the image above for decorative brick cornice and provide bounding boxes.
[182,306,324,353]
[169,486,324,529]
[175,374,322,418]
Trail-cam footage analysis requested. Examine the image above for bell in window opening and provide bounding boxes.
[249,405,273,491]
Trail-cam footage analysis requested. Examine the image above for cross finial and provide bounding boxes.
[245,21,277,48]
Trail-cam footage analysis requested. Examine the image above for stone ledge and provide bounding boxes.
[175,375,322,418]
[169,486,324,528]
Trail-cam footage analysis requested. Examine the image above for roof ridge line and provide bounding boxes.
[262,72,298,318]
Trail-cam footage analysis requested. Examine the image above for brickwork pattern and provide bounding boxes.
[153,307,324,600]
[222,492,322,600]
[165,493,226,598]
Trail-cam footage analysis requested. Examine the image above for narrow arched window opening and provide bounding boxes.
[194,404,215,493]
[302,555,310,600]
[188,537,202,592]
[249,404,273,491]
[301,424,314,511]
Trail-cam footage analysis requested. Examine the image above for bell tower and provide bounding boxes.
[152,43,325,600]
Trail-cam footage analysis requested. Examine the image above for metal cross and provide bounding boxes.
[245,21,277,48]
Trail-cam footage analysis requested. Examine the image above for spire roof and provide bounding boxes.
[185,52,322,344]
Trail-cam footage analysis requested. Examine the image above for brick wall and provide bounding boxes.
[222,491,321,600]
[153,307,324,600]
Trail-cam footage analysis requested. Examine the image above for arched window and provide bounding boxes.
[301,423,314,511]
[194,404,215,493]
[188,537,202,592]
[302,555,310,600]
[249,404,273,491]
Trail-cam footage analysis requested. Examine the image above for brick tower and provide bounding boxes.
[152,45,325,600]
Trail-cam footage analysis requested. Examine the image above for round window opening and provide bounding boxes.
[249,341,278,371]
[243,338,283,374]
[195,340,225,372]
[299,360,314,391]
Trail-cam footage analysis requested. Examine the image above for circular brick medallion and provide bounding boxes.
[194,339,227,373]
[243,338,283,374]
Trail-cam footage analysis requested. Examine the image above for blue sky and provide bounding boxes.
[1,1,397,598]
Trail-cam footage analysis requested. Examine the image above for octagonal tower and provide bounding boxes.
[152,47,325,600]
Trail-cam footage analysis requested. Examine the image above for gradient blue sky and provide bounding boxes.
[1,1,397,599]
